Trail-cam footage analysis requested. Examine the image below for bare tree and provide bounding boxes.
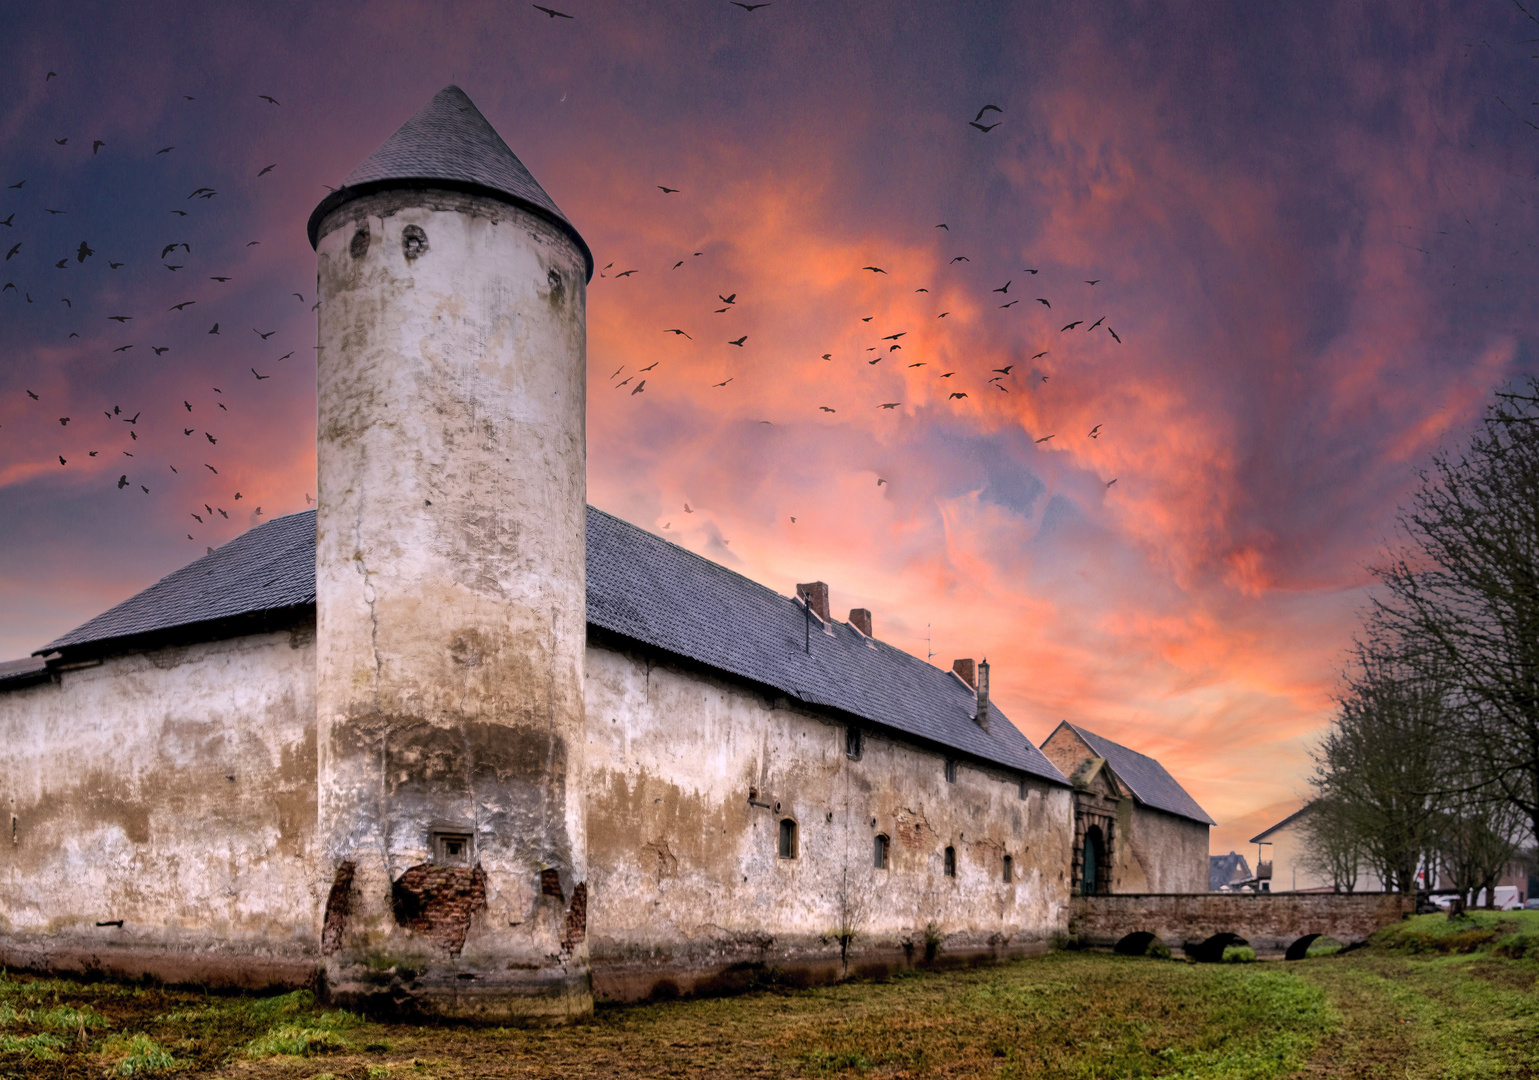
[1311,634,1447,894]
[1298,796,1364,892]
[1372,382,1539,847]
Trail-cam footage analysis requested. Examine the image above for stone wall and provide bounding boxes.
[1069,892,1415,956]
[0,623,320,988]
[582,640,1075,1001]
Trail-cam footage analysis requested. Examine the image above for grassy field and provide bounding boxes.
[0,912,1534,1079]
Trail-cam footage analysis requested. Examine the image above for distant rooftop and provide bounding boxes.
[22,509,1068,788]
[307,84,592,280]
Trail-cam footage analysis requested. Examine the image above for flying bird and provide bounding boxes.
[25,390,39,400]
[1106,479,1117,488]
[205,464,217,473]
[1035,435,1054,443]
[1085,280,1100,285]
[1000,300,1018,308]
[258,164,277,176]
[259,95,280,105]
[277,351,294,361]
[973,105,1003,122]
[935,223,948,230]
[108,260,122,268]
[209,323,219,333]
[118,475,129,489]
[949,392,967,399]
[665,329,692,338]
[252,368,270,380]
[76,241,93,262]
[1032,351,1048,359]
[108,315,132,322]
[994,365,1014,375]
[821,353,832,360]
[639,362,658,372]
[210,276,231,282]
[882,332,906,340]
[152,346,169,355]
[1089,425,1101,438]
[58,417,69,426]
[0,214,11,226]
[533,3,573,15]
[46,72,57,80]
[673,261,683,269]
[969,121,1001,133]
[6,180,23,189]
[1086,316,1105,332]
[54,258,69,268]
[731,1,772,9]
[950,256,969,263]
[1035,298,1050,307]
[862,266,886,273]
[658,186,679,193]
[255,329,276,339]
[170,301,194,310]
[712,378,733,387]
[819,406,836,413]
[880,402,900,409]
[113,345,132,352]
[727,335,747,346]
[1061,321,1082,331]
[156,146,174,154]
[5,243,20,260]
[993,280,1011,293]
[613,269,637,277]
[1107,328,1121,343]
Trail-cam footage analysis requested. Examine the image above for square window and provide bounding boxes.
[433,832,473,866]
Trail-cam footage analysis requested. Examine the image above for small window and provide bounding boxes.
[1018,777,1028,800]
[943,845,956,877]
[778,818,798,859]
[433,831,473,866]
[846,727,863,760]
[1003,855,1013,883]
[945,759,958,784]
[874,834,889,870]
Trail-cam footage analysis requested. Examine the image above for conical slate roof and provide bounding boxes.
[307,85,592,280]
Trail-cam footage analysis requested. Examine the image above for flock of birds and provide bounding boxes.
[3,75,302,547]
[6,2,1126,557]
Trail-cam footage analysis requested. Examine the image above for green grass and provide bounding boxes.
[0,932,1532,1078]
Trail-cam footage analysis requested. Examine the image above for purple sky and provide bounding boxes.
[3,1,1537,853]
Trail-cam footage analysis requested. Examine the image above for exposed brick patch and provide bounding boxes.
[391,864,487,955]
[562,882,588,951]
[540,868,563,898]
[321,861,355,956]
[895,807,932,850]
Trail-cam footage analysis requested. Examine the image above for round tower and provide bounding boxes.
[308,85,594,1020]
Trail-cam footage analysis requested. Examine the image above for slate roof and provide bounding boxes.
[0,656,47,690]
[1053,721,1215,825]
[586,507,1066,783]
[24,508,1068,786]
[306,84,593,280]
[1209,852,1253,891]
[37,510,317,655]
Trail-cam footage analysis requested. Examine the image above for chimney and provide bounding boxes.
[975,658,991,733]
[796,581,830,622]
[849,608,873,637]
[952,658,976,687]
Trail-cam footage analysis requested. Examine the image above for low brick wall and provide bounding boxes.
[1070,892,1414,957]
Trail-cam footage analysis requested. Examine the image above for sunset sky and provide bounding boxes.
[3,1,1536,854]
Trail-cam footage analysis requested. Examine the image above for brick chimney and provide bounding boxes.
[849,608,873,637]
[796,581,830,622]
[975,658,991,733]
[952,658,976,687]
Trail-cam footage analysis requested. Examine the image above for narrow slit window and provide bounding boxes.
[874,834,889,870]
[778,818,798,859]
[846,727,863,760]
[1003,855,1013,883]
[943,845,956,877]
[945,759,958,784]
[1018,777,1028,800]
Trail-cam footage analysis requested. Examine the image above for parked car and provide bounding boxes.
[1525,898,1539,911]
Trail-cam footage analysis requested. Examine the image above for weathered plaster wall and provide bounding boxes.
[314,190,591,1020]
[582,642,1075,1001]
[0,625,319,987]
[1115,805,1209,895]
